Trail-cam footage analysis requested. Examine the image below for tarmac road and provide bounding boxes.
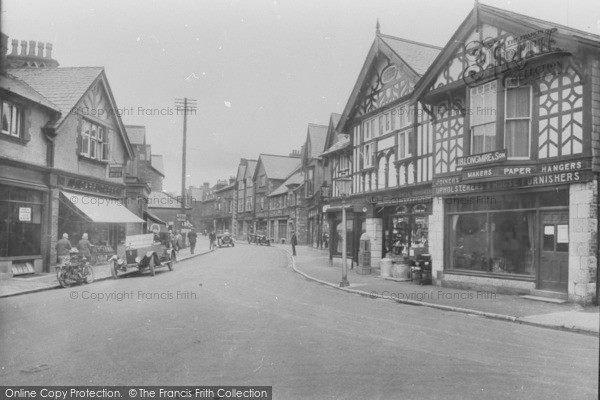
[0,245,597,399]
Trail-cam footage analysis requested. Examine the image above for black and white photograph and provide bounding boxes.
[0,0,599,399]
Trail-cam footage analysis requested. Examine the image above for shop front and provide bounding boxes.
[57,190,145,265]
[326,204,366,264]
[0,183,48,276]
[432,162,597,302]
[381,201,431,263]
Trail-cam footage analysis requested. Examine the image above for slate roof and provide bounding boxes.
[125,125,146,145]
[150,155,165,176]
[0,74,60,112]
[244,160,258,179]
[259,154,301,181]
[379,35,442,76]
[307,124,329,158]
[330,113,342,130]
[320,135,350,157]
[8,67,104,126]
[268,168,303,197]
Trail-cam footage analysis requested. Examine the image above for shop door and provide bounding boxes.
[539,211,569,292]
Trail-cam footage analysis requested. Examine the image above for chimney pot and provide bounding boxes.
[45,43,53,59]
[20,40,28,56]
[10,39,18,55]
[28,40,36,56]
[37,42,44,58]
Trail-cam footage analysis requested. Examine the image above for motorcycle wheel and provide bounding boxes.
[83,265,95,284]
[149,256,156,277]
[110,261,120,279]
[56,268,70,288]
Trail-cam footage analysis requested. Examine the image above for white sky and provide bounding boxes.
[3,0,599,193]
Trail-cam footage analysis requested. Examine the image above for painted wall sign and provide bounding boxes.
[457,149,507,167]
[381,65,398,84]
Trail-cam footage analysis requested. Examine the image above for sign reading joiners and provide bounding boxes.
[457,149,507,168]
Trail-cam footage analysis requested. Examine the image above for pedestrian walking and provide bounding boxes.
[174,230,183,252]
[187,228,197,254]
[291,230,297,256]
[56,233,71,264]
[209,231,216,250]
[77,233,92,260]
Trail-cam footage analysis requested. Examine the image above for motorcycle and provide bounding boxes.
[56,249,95,288]
[253,233,271,246]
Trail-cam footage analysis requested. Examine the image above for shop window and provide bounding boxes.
[0,186,43,257]
[384,213,429,258]
[505,82,531,159]
[1,99,22,138]
[470,81,497,154]
[448,211,535,275]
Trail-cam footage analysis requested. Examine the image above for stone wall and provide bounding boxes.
[429,197,444,285]
[366,217,382,268]
[568,179,598,304]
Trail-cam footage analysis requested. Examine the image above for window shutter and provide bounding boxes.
[22,108,31,141]
[103,129,111,161]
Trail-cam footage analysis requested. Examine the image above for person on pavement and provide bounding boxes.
[291,230,298,256]
[56,233,72,264]
[209,231,216,250]
[77,233,92,260]
[187,228,197,254]
[174,230,183,252]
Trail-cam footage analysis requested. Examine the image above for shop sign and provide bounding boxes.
[462,165,537,181]
[433,175,460,187]
[58,175,123,197]
[19,207,31,222]
[461,159,591,182]
[434,170,594,195]
[176,214,186,222]
[457,149,507,168]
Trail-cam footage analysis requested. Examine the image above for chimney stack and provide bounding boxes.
[37,42,44,58]
[0,34,8,75]
[45,43,53,59]
[28,40,36,56]
[10,39,18,55]
[20,40,27,56]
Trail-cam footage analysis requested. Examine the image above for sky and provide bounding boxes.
[2,0,599,193]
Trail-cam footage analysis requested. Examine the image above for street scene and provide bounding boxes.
[1,0,599,399]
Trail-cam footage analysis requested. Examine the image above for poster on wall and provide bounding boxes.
[18,207,32,222]
[557,225,569,243]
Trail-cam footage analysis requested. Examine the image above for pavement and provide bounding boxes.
[277,244,599,336]
[0,237,214,298]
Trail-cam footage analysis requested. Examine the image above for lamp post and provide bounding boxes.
[334,176,351,287]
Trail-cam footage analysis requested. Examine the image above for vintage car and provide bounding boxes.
[109,233,175,278]
[217,232,235,247]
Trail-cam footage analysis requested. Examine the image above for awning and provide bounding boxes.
[60,191,145,223]
[144,211,166,225]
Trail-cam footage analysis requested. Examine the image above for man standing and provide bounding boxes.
[187,228,197,254]
[56,233,71,264]
[291,230,298,256]
[77,233,92,260]
[209,231,216,250]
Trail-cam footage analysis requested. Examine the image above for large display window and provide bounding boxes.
[0,186,44,257]
[446,190,568,276]
[383,203,430,258]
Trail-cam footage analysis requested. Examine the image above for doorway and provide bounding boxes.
[539,211,569,292]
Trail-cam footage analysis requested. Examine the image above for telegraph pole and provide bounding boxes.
[175,98,197,232]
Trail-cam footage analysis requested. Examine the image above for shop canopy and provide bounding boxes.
[143,211,166,225]
[60,191,145,223]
